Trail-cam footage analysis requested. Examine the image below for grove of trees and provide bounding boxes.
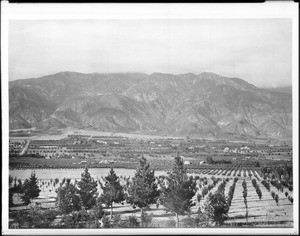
[9,172,41,207]
[10,156,289,229]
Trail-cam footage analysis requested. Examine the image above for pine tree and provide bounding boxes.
[56,179,82,214]
[77,167,98,209]
[127,157,159,227]
[21,172,41,205]
[100,168,125,219]
[204,191,229,226]
[159,155,197,227]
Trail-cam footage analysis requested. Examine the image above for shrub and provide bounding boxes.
[202,186,209,198]
[197,194,202,203]
[166,219,176,227]
[242,180,247,199]
[217,180,226,194]
[227,178,238,206]
[208,184,214,191]
[257,189,262,200]
[261,180,270,191]
[10,205,59,228]
[271,191,275,199]
[242,179,248,217]
[123,215,140,228]
[274,194,279,205]
[141,212,154,228]
[251,179,262,200]
[181,217,197,228]
[62,205,104,228]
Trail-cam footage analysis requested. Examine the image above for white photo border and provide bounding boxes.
[1,2,299,235]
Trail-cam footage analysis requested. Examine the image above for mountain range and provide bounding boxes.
[265,86,292,95]
[9,72,292,140]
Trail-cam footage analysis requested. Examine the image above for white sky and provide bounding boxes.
[9,19,292,88]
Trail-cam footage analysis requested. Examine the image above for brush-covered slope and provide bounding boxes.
[9,71,292,140]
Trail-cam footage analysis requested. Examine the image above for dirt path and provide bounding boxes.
[19,140,30,155]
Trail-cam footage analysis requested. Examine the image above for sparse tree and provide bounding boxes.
[159,156,197,227]
[206,156,214,164]
[127,157,159,227]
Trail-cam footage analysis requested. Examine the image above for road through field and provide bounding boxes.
[19,140,30,155]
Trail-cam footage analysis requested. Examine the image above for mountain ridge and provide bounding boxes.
[9,71,292,140]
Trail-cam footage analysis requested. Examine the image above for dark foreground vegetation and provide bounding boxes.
[9,154,293,229]
[9,156,240,228]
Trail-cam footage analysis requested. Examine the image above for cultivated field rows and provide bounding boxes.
[226,178,293,225]
[10,168,293,227]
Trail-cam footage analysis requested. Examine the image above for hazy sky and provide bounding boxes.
[9,19,292,87]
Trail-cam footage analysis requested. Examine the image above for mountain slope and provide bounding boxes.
[264,86,292,95]
[9,72,292,140]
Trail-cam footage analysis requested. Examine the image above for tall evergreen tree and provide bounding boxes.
[204,191,229,226]
[127,157,159,227]
[21,172,41,205]
[77,167,98,209]
[159,155,197,227]
[100,168,125,219]
[56,179,82,214]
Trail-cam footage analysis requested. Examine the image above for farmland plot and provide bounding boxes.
[9,166,293,228]
[226,178,293,226]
